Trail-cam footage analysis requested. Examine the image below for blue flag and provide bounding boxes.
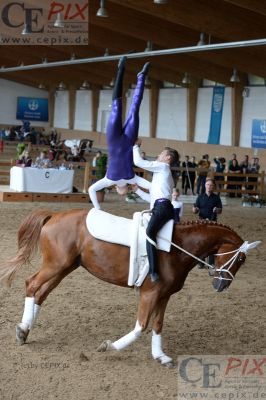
[207,87,225,144]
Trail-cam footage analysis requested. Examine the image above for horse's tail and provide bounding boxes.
[0,210,53,287]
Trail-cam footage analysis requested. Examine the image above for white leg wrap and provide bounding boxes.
[112,320,142,351]
[31,304,41,329]
[21,297,35,330]
[151,330,172,364]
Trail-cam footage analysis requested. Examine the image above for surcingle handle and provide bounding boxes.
[140,209,152,227]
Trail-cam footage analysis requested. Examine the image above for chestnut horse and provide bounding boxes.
[0,209,257,367]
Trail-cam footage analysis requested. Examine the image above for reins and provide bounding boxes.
[141,210,260,283]
[158,235,244,281]
[160,237,260,282]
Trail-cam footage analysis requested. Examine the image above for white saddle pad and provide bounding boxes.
[86,209,174,286]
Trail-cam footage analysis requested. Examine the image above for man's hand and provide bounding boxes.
[135,138,142,147]
[192,206,199,214]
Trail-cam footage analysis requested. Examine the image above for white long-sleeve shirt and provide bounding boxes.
[133,145,174,208]
[172,200,183,217]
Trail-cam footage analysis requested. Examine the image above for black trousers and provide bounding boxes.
[146,199,174,281]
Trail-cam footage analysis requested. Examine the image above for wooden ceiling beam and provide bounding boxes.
[0,61,110,88]
[0,43,184,86]
[223,0,266,16]
[90,2,200,49]
[103,1,266,69]
[89,3,266,80]
[0,49,121,86]
[0,1,265,88]
[194,48,266,79]
[0,74,41,89]
[109,0,266,40]
[89,23,231,84]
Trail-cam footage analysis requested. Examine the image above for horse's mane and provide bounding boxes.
[178,219,235,232]
[175,219,244,249]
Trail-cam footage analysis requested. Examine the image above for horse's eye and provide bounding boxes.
[237,254,245,263]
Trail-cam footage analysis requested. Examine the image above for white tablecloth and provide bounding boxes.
[10,167,74,193]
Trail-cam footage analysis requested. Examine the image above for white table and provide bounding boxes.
[10,166,74,193]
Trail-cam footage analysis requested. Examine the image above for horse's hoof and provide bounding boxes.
[164,361,177,369]
[155,354,176,368]
[156,358,176,368]
[16,324,29,345]
[96,340,114,352]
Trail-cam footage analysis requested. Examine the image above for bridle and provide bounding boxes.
[212,240,260,281]
[212,243,248,282]
[157,237,260,282]
[141,210,260,283]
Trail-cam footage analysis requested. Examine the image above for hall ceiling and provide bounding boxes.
[0,0,266,90]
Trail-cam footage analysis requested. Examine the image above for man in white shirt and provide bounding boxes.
[133,140,179,282]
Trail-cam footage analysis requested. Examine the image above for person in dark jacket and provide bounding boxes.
[192,178,222,221]
[192,178,222,267]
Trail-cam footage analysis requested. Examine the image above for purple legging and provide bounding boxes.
[106,73,145,181]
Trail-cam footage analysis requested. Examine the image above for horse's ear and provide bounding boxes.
[239,241,261,254]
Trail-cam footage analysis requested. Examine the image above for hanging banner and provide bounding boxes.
[251,119,266,148]
[207,86,225,144]
[16,97,49,121]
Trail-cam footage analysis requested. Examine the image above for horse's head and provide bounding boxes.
[212,240,261,292]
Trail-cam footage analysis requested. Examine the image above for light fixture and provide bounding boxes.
[54,12,64,28]
[21,23,30,35]
[38,83,46,90]
[230,68,240,83]
[80,80,90,90]
[96,0,108,17]
[145,40,153,52]
[154,0,168,3]
[57,81,66,91]
[182,73,191,85]
[104,48,109,56]
[197,32,206,46]
[109,77,115,87]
